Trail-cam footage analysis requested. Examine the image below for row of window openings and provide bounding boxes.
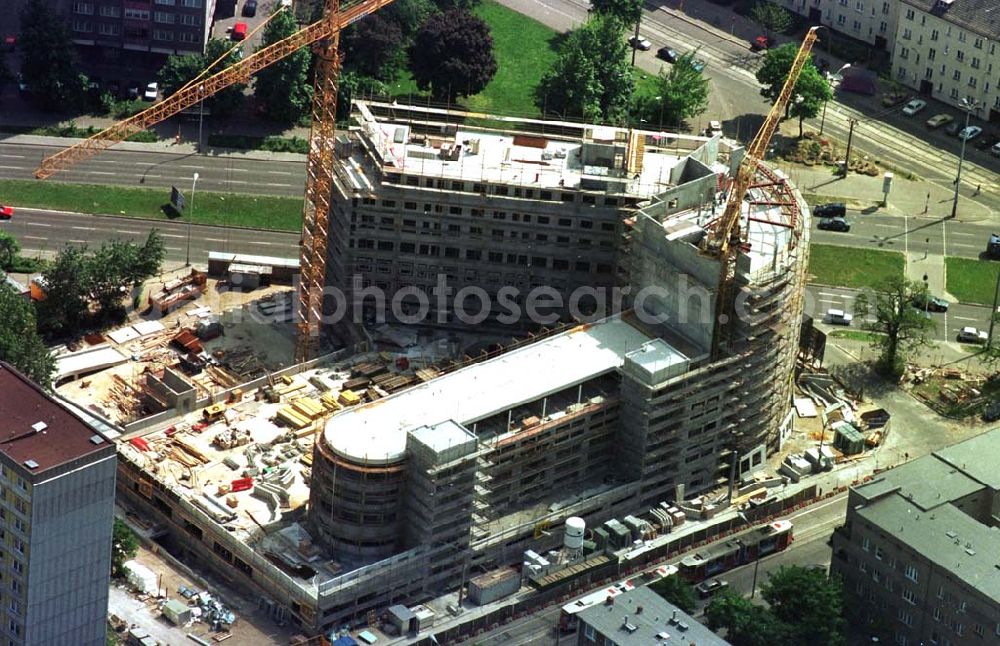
[382,175,620,206]
[899,45,986,71]
[76,0,204,8]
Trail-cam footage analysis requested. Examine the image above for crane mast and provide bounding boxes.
[707,26,820,358]
[32,0,397,362]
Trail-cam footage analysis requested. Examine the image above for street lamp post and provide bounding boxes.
[198,85,205,154]
[656,95,664,129]
[841,117,858,177]
[987,269,1000,349]
[186,172,199,267]
[950,98,981,219]
[820,64,849,136]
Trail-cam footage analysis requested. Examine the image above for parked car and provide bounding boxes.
[232,22,248,40]
[817,217,850,232]
[628,36,652,51]
[826,309,853,325]
[901,98,926,116]
[813,202,846,218]
[958,125,982,141]
[881,91,908,107]
[993,141,1000,157]
[926,113,954,129]
[691,58,707,72]
[944,121,962,136]
[751,35,771,50]
[983,401,1000,423]
[242,0,257,17]
[696,578,730,598]
[957,327,988,344]
[911,294,949,312]
[0,205,13,220]
[657,46,679,62]
[143,82,158,101]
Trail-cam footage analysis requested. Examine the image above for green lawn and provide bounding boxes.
[945,257,999,305]
[828,330,885,342]
[391,1,560,117]
[808,243,905,289]
[0,179,303,232]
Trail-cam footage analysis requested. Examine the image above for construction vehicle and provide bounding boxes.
[704,26,821,358]
[32,0,398,364]
[149,268,208,315]
[202,402,227,423]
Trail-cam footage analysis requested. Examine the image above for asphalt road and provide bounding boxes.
[810,211,994,259]
[499,0,999,213]
[807,285,991,345]
[0,141,307,198]
[0,207,300,266]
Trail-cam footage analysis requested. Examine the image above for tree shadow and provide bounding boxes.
[546,31,571,54]
[830,360,895,399]
[161,204,183,220]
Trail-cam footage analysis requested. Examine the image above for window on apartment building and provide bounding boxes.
[874,546,884,560]
[855,1,863,11]
[7,600,17,616]
[973,37,983,49]
[899,609,913,627]
[74,2,94,14]
[905,8,913,19]
[99,23,121,36]
[952,69,961,81]
[928,48,936,61]
[957,30,966,42]
[894,632,907,646]
[902,28,911,40]
[155,0,177,4]
[862,537,871,551]
[931,29,939,41]
[902,587,915,604]
[73,20,92,32]
[180,14,201,26]
[904,564,918,582]
[955,623,964,636]
[99,5,120,16]
[7,620,20,637]
[974,624,984,637]
[971,57,980,69]
[179,31,196,43]
[950,87,959,98]
[124,8,150,19]
[12,540,23,555]
[181,0,203,6]
[955,50,964,62]
[154,11,175,23]
[852,20,860,30]
[900,48,909,60]
[837,15,846,25]
[881,0,889,12]
[968,77,977,89]
[958,601,967,613]
[859,561,869,573]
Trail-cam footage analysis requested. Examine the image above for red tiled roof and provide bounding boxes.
[0,363,110,474]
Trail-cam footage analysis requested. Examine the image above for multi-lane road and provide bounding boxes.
[1,206,299,266]
[0,140,307,198]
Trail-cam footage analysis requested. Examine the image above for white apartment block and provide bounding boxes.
[892,0,1000,120]
[781,0,900,51]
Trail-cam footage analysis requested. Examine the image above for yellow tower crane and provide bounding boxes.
[704,26,821,358]
[32,0,398,362]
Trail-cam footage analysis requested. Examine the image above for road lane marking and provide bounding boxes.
[951,242,979,248]
[23,236,47,241]
[68,239,86,244]
[952,316,978,321]
[166,246,183,252]
[71,226,95,231]
[204,237,225,242]
[818,291,843,297]
[88,171,117,176]
[26,222,52,227]
[160,233,184,238]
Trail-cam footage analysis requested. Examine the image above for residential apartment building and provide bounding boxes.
[0,363,117,646]
[831,429,1000,646]
[782,0,1000,119]
[575,585,730,646]
[66,0,215,56]
[892,0,1000,121]
[782,0,900,51]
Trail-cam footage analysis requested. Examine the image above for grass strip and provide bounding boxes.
[808,243,904,289]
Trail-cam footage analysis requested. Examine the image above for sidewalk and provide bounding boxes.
[772,162,994,223]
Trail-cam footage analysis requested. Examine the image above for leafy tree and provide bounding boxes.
[853,276,936,378]
[637,52,709,128]
[751,2,792,41]
[159,40,246,117]
[590,0,643,26]
[649,575,697,614]
[409,10,497,101]
[762,566,846,646]
[18,0,87,111]
[536,15,634,123]
[705,591,792,646]
[37,245,90,335]
[432,0,479,10]
[255,8,313,123]
[0,231,20,271]
[344,15,407,82]
[755,43,830,124]
[385,0,439,39]
[111,518,139,579]
[0,282,55,389]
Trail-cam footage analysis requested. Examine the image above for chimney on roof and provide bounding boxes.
[637,605,644,614]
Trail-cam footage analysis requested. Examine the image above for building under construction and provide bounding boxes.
[116,105,809,636]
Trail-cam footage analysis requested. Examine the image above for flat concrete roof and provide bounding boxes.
[322,317,670,464]
[854,453,984,511]
[857,494,1000,604]
[934,431,1000,490]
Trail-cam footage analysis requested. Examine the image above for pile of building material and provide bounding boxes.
[219,347,264,381]
[148,268,208,315]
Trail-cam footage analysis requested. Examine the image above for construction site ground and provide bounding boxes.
[57,267,297,424]
[108,539,297,646]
